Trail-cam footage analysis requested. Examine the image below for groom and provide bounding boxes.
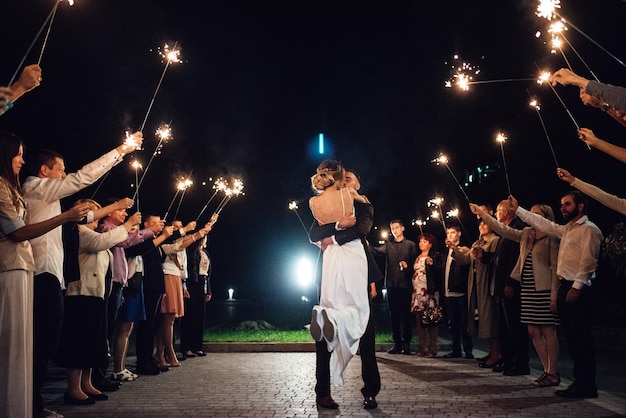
[309,169,382,410]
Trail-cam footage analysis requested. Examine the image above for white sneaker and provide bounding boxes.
[112,368,137,381]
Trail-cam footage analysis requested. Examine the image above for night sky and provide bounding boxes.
[2,0,626,301]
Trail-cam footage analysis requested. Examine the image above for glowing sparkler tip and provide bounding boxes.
[131,160,142,169]
[529,99,540,110]
[447,209,460,218]
[536,0,560,21]
[432,154,448,165]
[496,132,507,143]
[412,219,425,227]
[428,197,444,207]
[537,71,551,85]
[159,43,182,64]
[288,201,298,211]
[156,124,173,141]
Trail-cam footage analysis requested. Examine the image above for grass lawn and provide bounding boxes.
[204,329,394,344]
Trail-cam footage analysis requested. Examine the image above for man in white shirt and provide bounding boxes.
[22,133,142,416]
[509,188,602,399]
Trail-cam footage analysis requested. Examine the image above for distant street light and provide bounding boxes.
[295,256,315,288]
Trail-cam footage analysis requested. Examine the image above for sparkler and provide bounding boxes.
[444,55,480,91]
[132,123,173,201]
[139,43,182,133]
[537,71,590,150]
[411,218,425,236]
[195,178,228,222]
[163,176,192,221]
[8,0,73,85]
[546,20,600,82]
[172,177,193,222]
[131,159,142,212]
[536,0,625,69]
[427,197,448,233]
[89,131,141,199]
[432,154,471,204]
[288,200,311,238]
[495,132,512,196]
[215,179,244,215]
[528,96,559,168]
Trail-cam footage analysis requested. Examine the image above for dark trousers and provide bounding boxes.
[136,289,163,366]
[315,310,380,398]
[107,282,124,345]
[33,273,64,417]
[387,287,413,348]
[443,294,473,355]
[498,287,529,366]
[180,279,207,352]
[558,280,596,389]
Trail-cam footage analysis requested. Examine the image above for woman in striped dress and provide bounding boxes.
[470,203,561,387]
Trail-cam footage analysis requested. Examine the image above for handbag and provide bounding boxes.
[421,296,443,326]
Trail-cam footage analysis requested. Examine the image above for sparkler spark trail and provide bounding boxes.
[195,178,228,222]
[432,154,471,204]
[496,132,512,196]
[139,43,182,133]
[528,95,559,168]
[288,201,311,238]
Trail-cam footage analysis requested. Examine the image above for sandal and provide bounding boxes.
[532,372,560,387]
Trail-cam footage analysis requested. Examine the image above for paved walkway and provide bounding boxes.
[43,345,626,417]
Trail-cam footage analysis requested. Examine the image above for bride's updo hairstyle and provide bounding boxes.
[311,159,344,193]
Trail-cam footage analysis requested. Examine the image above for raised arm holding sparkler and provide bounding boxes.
[577,128,626,164]
[550,68,626,115]
[1,65,42,115]
[557,167,626,217]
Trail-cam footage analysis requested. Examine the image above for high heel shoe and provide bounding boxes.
[64,392,96,405]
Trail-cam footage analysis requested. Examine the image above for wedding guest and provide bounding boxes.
[181,214,218,358]
[455,220,500,367]
[156,220,210,367]
[54,198,140,405]
[411,233,442,358]
[471,203,561,387]
[97,201,157,382]
[371,220,417,355]
[0,132,88,418]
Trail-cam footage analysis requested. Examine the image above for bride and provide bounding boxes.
[308,159,369,386]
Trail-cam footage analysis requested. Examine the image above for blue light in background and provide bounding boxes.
[318,133,324,154]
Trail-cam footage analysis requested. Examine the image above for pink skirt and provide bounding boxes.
[162,274,185,317]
